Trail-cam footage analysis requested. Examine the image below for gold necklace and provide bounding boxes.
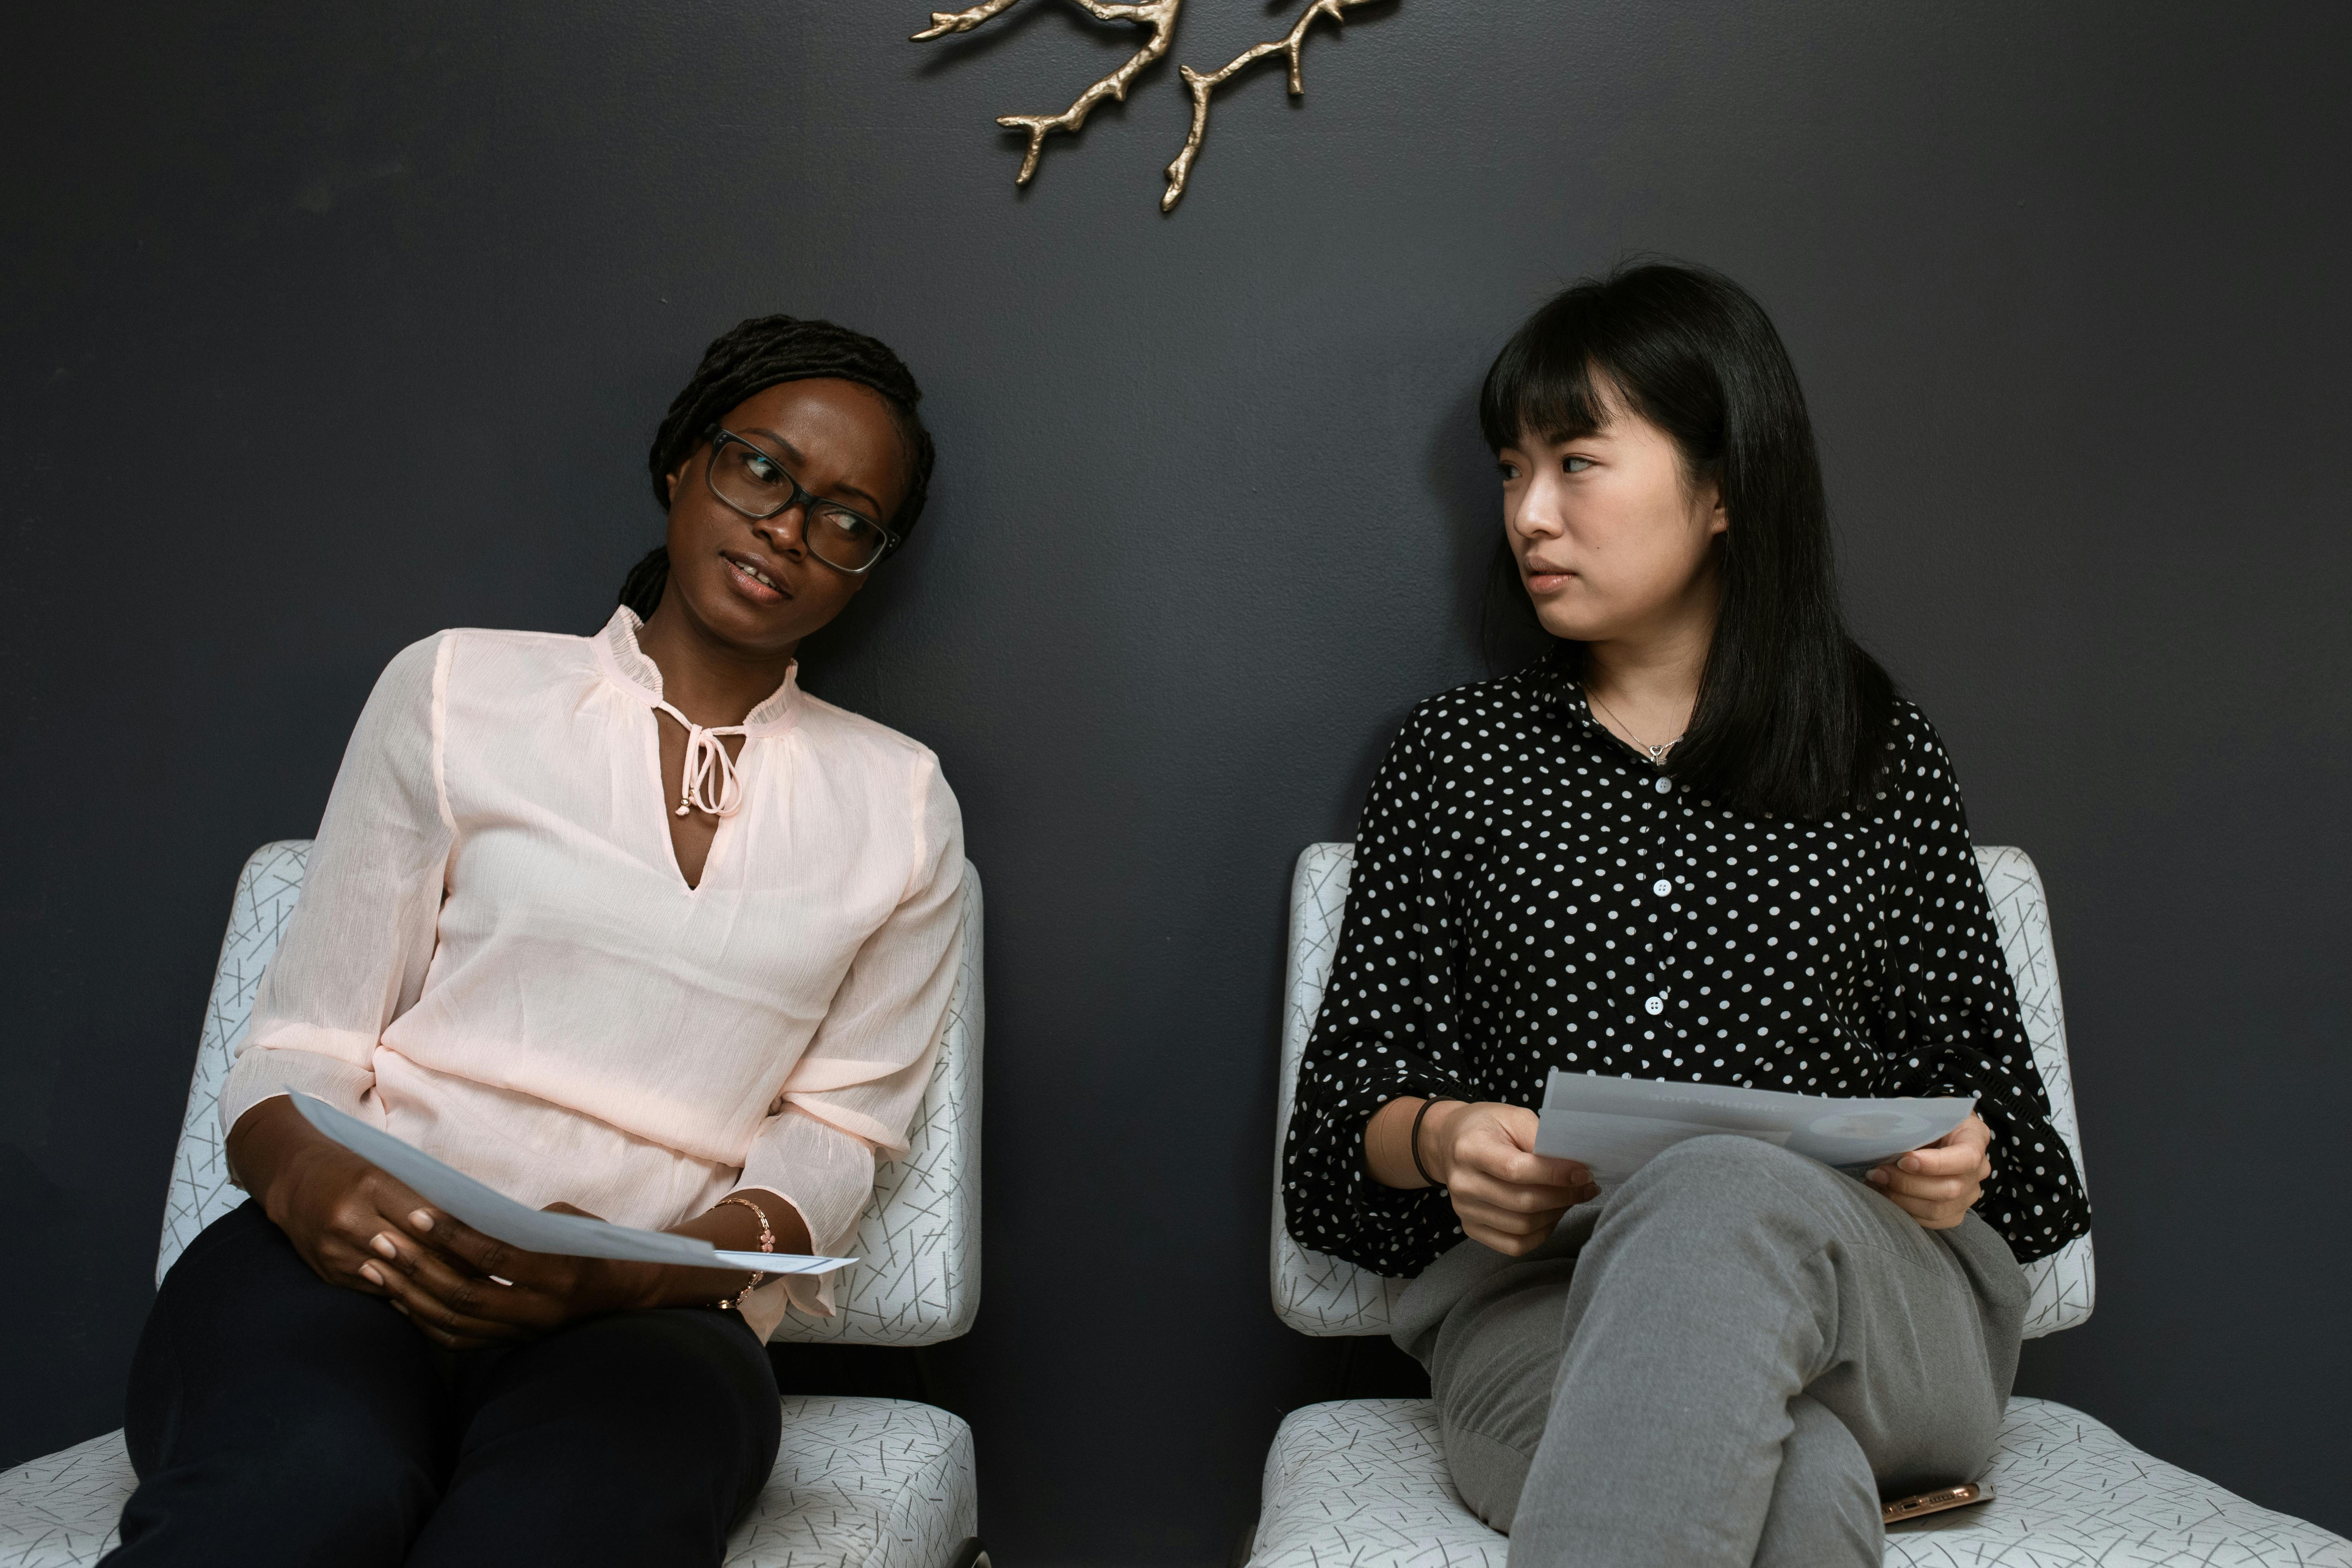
[1587,689,1683,765]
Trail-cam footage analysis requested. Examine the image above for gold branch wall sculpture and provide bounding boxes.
[911,0,1386,211]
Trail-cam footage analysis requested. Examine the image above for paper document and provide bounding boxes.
[1532,1070,1974,1187]
[290,1093,854,1276]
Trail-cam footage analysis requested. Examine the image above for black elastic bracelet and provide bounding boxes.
[1410,1097,1453,1189]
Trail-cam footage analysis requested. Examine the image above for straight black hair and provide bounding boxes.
[1479,261,1896,820]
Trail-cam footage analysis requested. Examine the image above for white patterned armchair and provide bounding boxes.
[1244,842,2352,1568]
[0,841,989,1568]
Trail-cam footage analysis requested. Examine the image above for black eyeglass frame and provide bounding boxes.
[702,427,901,574]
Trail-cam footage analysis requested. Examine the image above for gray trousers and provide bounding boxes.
[1390,1135,2029,1568]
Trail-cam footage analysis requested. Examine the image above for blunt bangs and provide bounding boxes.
[1479,297,1617,453]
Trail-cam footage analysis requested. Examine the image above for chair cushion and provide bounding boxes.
[0,1431,131,1568]
[1250,1399,1505,1568]
[731,1397,978,1568]
[0,1397,974,1568]
[1247,1397,2350,1568]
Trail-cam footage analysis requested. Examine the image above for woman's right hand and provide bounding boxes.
[226,1097,534,1348]
[1425,1101,1598,1255]
[1365,1098,1598,1256]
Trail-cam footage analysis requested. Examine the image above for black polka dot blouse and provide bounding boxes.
[1284,662,2092,1274]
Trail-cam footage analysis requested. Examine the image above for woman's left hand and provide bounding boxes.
[361,1192,805,1349]
[1866,1113,1993,1230]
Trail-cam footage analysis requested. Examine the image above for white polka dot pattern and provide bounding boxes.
[1243,1398,2352,1568]
[1271,841,2097,1340]
[1283,672,2090,1277]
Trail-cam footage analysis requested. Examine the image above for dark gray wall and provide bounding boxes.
[4,1,2346,1557]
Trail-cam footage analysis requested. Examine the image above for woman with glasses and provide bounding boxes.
[108,317,961,1567]
[1284,265,2090,1567]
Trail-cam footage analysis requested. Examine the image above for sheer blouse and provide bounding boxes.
[1284,662,2090,1276]
[222,607,966,1338]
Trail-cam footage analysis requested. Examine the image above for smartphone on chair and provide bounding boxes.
[1882,1480,1992,1526]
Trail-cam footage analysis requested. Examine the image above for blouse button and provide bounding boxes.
[1654,776,1672,793]
[1644,995,1666,1016]
[1652,878,1673,897]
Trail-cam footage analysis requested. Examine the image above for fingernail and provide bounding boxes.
[409,1210,434,1231]
[1868,1168,1888,1184]
[360,1263,384,1286]
[1900,1156,1921,1171]
[372,1233,398,1259]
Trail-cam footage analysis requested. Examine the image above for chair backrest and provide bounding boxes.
[1271,842,2095,1341]
[159,840,984,1348]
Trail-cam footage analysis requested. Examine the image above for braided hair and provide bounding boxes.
[617,314,936,619]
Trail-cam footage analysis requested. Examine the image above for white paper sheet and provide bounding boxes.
[290,1093,854,1276]
[1535,1111,1789,1186]
[1532,1070,1973,1186]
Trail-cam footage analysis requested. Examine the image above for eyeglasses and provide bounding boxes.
[703,428,899,574]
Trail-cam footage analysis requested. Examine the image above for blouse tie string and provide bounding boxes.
[654,700,751,819]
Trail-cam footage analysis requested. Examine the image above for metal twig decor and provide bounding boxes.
[912,0,1385,211]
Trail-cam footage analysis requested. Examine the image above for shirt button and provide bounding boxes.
[1654,776,1672,793]
[1645,995,1666,1016]
[1652,878,1673,897]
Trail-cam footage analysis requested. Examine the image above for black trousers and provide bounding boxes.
[107,1201,782,1568]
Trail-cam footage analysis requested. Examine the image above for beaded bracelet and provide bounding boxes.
[712,1195,775,1311]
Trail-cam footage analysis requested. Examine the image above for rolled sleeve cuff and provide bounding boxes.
[737,1107,879,1329]
[218,1041,378,1150]
[778,1094,907,1161]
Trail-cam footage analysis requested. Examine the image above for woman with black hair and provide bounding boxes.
[107,316,960,1567]
[1284,264,2090,1567]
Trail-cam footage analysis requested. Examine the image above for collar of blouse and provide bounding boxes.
[590,605,801,819]
[1537,662,1685,781]
[1536,663,1613,744]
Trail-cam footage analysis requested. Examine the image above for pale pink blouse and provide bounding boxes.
[221,607,965,1339]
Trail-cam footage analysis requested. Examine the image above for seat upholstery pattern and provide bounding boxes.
[155,840,313,1282]
[154,841,984,1347]
[1246,1397,2352,1568]
[1270,843,2096,1340]
[1974,847,2095,1339]
[1269,845,1413,1336]
[1251,1399,1505,1568]
[727,1397,978,1568]
[0,1434,131,1568]
[0,1398,975,1568]
[1887,1398,2352,1566]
